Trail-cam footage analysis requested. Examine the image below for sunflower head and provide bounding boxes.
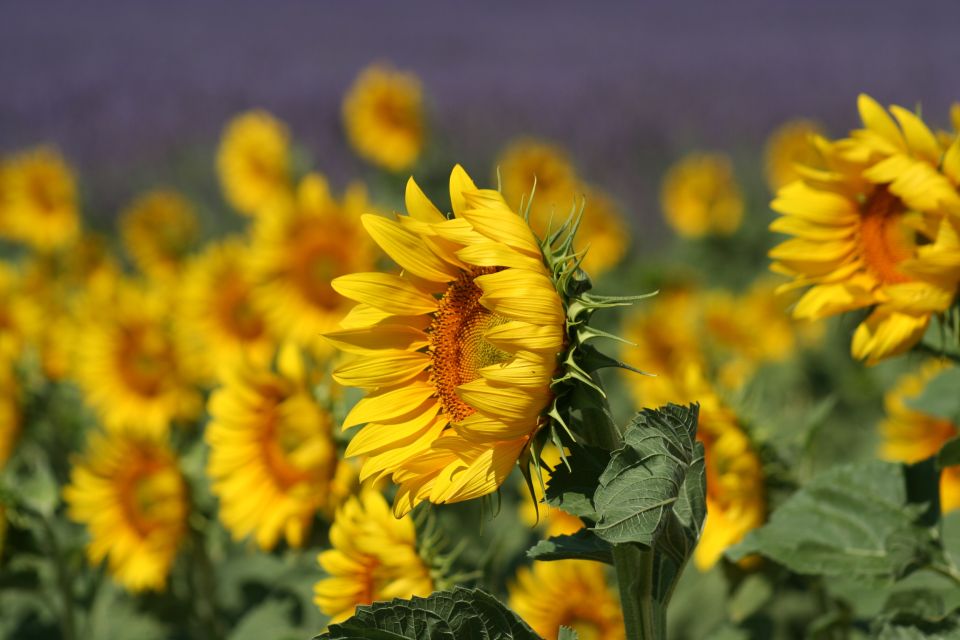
[693,394,766,570]
[251,173,377,356]
[314,489,434,624]
[342,63,424,172]
[880,360,960,511]
[769,94,960,363]
[0,146,81,251]
[217,109,292,216]
[496,139,630,277]
[763,119,827,192]
[178,237,274,380]
[206,344,355,550]
[660,152,743,238]
[120,189,199,280]
[509,559,625,640]
[74,280,203,436]
[64,428,187,592]
[330,164,640,516]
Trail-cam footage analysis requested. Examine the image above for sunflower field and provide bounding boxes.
[3,7,960,640]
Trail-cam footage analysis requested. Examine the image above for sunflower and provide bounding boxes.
[217,109,293,216]
[660,152,743,238]
[519,445,584,537]
[251,173,377,355]
[342,63,424,172]
[880,361,960,512]
[496,139,629,276]
[769,94,960,363]
[206,345,355,550]
[497,138,580,227]
[694,392,766,570]
[509,560,624,640]
[701,278,806,389]
[178,237,274,380]
[763,119,827,192]
[0,262,41,365]
[120,189,199,280]
[0,146,80,251]
[64,428,187,592]
[74,280,202,436]
[0,362,21,467]
[330,165,570,515]
[314,488,434,624]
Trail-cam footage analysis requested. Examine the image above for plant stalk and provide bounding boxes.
[588,378,668,640]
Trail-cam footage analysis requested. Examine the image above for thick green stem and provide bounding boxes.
[613,544,667,640]
[40,517,76,640]
[589,380,668,640]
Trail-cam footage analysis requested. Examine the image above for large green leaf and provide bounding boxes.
[937,437,960,469]
[905,367,960,422]
[728,461,932,578]
[526,529,613,564]
[591,404,703,546]
[315,588,542,640]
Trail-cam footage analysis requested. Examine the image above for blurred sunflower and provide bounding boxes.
[120,189,199,280]
[179,237,274,380]
[0,262,41,365]
[661,152,743,238]
[0,363,21,467]
[64,428,187,592]
[314,489,433,624]
[75,282,202,436]
[497,138,580,226]
[496,139,628,277]
[342,63,424,172]
[509,560,624,640]
[694,393,766,570]
[251,173,376,355]
[0,146,80,251]
[769,94,960,363]
[217,109,292,216]
[519,445,583,538]
[206,346,354,550]
[763,119,826,192]
[621,286,706,408]
[701,279,803,389]
[330,165,567,515]
[880,361,959,512]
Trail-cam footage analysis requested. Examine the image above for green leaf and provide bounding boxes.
[937,437,960,469]
[905,367,960,422]
[316,587,542,640]
[728,461,933,578]
[526,529,613,564]
[557,628,579,640]
[591,404,703,546]
[228,599,297,640]
[544,442,610,523]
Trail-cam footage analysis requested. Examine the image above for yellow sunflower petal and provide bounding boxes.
[332,352,430,388]
[361,215,456,282]
[889,105,941,164]
[342,383,436,429]
[449,164,478,216]
[474,269,564,327]
[325,325,429,355]
[404,177,446,223]
[332,273,437,315]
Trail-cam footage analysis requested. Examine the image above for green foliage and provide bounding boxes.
[592,404,705,553]
[729,461,934,578]
[938,437,960,469]
[315,588,542,640]
[906,367,960,422]
[526,529,613,564]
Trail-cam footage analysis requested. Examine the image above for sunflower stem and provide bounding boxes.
[589,375,668,640]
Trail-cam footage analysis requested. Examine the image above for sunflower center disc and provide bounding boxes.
[859,186,915,285]
[429,268,510,422]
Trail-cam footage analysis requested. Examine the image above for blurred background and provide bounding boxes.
[3,0,959,239]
